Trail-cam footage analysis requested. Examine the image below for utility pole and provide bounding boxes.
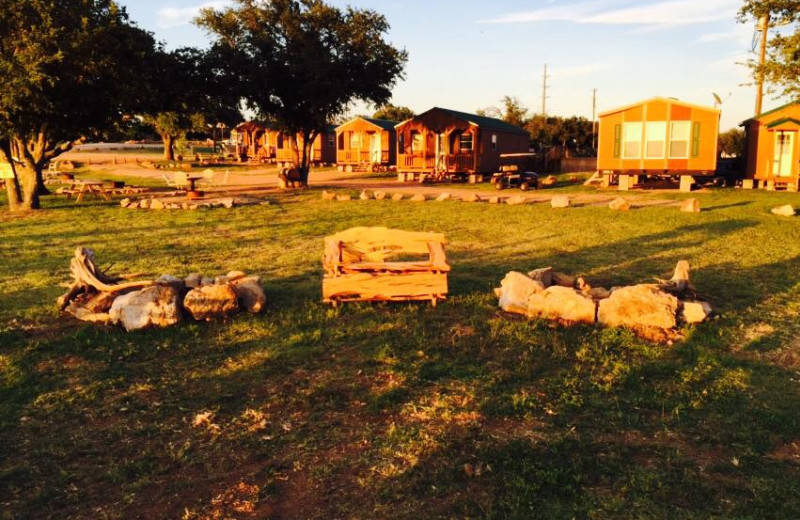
[591,88,598,151]
[541,64,549,116]
[755,13,770,116]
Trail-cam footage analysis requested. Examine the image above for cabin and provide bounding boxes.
[230,123,336,166]
[395,107,529,181]
[597,97,720,191]
[274,125,337,167]
[335,117,397,172]
[741,102,800,190]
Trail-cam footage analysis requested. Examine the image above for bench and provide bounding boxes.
[322,227,450,306]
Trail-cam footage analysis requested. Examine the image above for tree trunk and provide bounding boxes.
[36,166,51,196]
[16,162,40,211]
[163,134,176,162]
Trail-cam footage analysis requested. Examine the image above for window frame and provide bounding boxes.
[491,134,497,152]
[622,122,643,159]
[644,121,667,159]
[459,132,473,152]
[668,121,691,159]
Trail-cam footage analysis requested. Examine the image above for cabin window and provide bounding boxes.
[327,134,335,147]
[350,132,360,150]
[645,122,667,159]
[691,122,701,157]
[622,122,642,158]
[459,133,473,152]
[411,131,422,153]
[491,134,497,151]
[669,121,691,158]
[337,133,345,150]
[399,133,405,151]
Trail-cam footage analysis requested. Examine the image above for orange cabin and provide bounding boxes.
[396,107,529,176]
[232,122,336,165]
[597,97,720,176]
[742,102,800,188]
[335,117,397,168]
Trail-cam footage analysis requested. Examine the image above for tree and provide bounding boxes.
[500,96,529,128]
[0,0,157,211]
[718,128,746,157]
[142,47,242,161]
[197,0,407,185]
[373,104,415,122]
[739,1,800,100]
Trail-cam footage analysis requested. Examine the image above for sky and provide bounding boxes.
[120,0,782,131]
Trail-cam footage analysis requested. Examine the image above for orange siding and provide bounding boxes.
[743,103,800,184]
[597,98,720,175]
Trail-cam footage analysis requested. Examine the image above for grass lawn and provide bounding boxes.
[1,184,800,519]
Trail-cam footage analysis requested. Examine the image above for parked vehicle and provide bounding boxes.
[491,153,540,191]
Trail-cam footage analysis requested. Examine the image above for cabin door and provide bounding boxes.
[370,133,381,163]
[773,131,795,177]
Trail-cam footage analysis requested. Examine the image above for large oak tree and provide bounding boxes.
[196,0,407,185]
[0,0,157,211]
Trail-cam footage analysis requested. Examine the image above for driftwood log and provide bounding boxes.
[58,247,153,311]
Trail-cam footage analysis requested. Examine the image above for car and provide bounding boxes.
[491,153,540,191]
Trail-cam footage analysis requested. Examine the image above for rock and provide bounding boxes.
[551,195,570,208]
[436,193,452,201]
[374,191,387,200]
[488,196,501,204]
[507,195,526,206]
[156,275,185,291]
[391,193,404,201]
[150,199,165,210]
[181,202,190,210]
[681,301,713,324]
[527,267,553,288]
[463,193,482,203]
[120,198,131,208]
[597,284,679,331]
[139,199,151,210]
[184,284,240,321]
[109,285,181,332]
[336,194,352,201]
[232,280,266,313]
[359,190,371,200]
[680,198,700,213]
[411,194,427,202]
[185,273,202,289]
[322,190,337,201]
[541,175,557,186]
[527,286,597,324]
[771,204,795,217]
[128,201,139,209]
[552,272,575,288]
[230,275,262,287]
[221,198,235,209]
[226,271,247,282]
[609,197,630,211]
[496,272,545,315]
[214,275,229,285]
[201,277,214,287]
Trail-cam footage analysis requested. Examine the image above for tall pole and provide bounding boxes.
[591,88,598,151]
[541,64,549,116]
[755,13,770,116]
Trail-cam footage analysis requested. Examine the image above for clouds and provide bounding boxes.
[157,1,230,29]
[482,0,741,30]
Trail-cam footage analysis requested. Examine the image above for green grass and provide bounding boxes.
[1,184,800,519]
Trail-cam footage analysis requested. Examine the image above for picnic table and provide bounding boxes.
[66,180,112,202]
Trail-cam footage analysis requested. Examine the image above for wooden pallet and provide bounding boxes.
[322,227,449,306]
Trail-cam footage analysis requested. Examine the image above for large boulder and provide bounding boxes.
[231,278,267,314]
[436,192,452,202]
[526,286,597,324]
[184,284,240,321]
[527,267,553,288]
[496,272,545,315]
[609,197,630,211]
[109,285,182,332]
[597,284,678,331]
